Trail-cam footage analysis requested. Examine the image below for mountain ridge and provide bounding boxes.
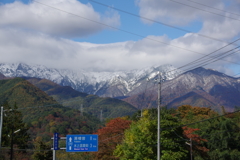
[1,62,240,111]
[0,63,182,97]
[123,67,240,111]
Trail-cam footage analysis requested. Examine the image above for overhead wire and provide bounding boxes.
[178,46,240,73]
[167,0,240,22]
[88,0,238,45]
[155,39,240,105]
[137,40,239,108]
[88,0,240,81]
[4,1,240,154]
[20,0,240,130]
[30,0,240,73]
[166,38,240,74]
[31,1,240,110]
[32,0,240,69]
[186,0,240,17]
[97,109,240,149]
[162,109,240,131]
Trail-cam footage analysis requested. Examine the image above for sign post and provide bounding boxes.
[53,133,59,160]
[66,134,98,152]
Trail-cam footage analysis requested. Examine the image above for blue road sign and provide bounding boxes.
[66,134,98,152]
[54,133,59,150]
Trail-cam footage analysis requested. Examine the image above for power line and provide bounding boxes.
[32,0,240,68]
[88,0,237,45]
[179,46,240,73]
[167,0,240,22]
[162,109,240,131]
[29,1,239,97]
[151,42,240,99]
[88,0,240,76]
[186,0,240,17]
[168,38,240,73]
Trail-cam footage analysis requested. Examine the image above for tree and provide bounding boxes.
[93,117,132,160]
[177,105,240,159]
[199,117,240,160]
[177,105,217,123]
[2,102,30,159]
[182,126,209,159]
[114,109,188,160]
[32,137,52,160]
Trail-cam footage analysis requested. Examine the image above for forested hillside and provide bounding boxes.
[26,77,138,119]
[0,78,102,159]
[1,77,240,159]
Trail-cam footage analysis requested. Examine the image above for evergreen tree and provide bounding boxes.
[32,137,52,160]
[1,102,30,157]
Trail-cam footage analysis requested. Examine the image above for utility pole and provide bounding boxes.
[190,138,193,160]
[80,104,83,116]
[0,106,3,149]
[157,72,162,160]
[53,137,56,160]
[10,126,14,160]
[100,109,103,122]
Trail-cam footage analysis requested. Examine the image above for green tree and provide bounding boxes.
[32,137,52,160]
[2,102,30,156]
[114,108,188,160]
[198,117,240,160]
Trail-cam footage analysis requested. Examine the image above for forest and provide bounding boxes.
[1,103,240,160]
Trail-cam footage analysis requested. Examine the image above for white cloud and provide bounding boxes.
[0,0,120,38]
[0,27,238,74]
[136,0,238,26]
[0,0,239,76]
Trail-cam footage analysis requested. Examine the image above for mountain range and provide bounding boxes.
[0,63,181,97]
[123,67,240,112]
[1,63,240,111]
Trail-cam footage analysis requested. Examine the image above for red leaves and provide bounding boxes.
[93,118,132,159]
[97,118,131,137]
[183,126,209,153]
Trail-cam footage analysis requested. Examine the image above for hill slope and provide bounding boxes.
[26,77,138,119]
[0,78,101,141]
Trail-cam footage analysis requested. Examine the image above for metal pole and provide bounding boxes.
[53,150,56,160]
[10,126,14,160]
[100,109,103,122]
[190,138,193,160]
[157,73,161,160]
[0,106,3,148]
[53,136,56,160]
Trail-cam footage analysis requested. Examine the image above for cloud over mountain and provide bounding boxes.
[0,0,239,75]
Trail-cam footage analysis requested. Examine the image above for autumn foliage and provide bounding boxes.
[183,126,209,153]
[93,118,132,160]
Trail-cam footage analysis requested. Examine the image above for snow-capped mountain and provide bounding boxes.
[0,63,182,97]
[1,63,240,111]
[123,67,240,112]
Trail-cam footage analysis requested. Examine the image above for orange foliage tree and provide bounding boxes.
[177,105,217,123]
[93,117,132,160]
[183,126,209,158]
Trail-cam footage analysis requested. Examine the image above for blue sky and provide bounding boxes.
[1,0,202,42]
[77,0,202,43]
[0,0,240,75]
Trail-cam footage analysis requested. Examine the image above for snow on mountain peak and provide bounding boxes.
[0,62,182,97]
